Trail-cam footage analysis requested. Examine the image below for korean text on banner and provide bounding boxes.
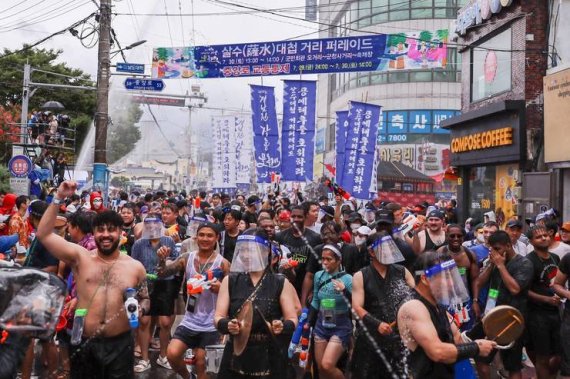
[335,111,349,185]
[342,101,381,200]
[212,116,237,189]
[250,85,281,183]
[234,116,253,185]
[281,80,316,182]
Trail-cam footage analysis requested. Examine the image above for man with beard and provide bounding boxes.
[350,230,415,379]
[36,181,149,378]
[397,251,496,379]
[411,209,447,255]
[275,206,322,298]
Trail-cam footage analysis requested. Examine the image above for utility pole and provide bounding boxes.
[93,0,112,191]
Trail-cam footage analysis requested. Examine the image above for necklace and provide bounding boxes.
[195,251,215,274]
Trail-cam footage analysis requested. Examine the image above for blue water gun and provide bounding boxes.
[288,308,309,358]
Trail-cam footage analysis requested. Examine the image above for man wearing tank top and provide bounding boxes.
[411,209,447,255]
[157,222,230,379]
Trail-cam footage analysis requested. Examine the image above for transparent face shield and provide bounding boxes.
[230,235,271,273]
[186,216,207,238]
[141,217,164,240]
[364,209,376,224]
[423,259,470,308]
[370,235,405,264]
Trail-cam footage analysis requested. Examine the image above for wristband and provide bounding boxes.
[456,342,480,361]
[282,320,295,335]
[362,313,381,332]
[216,318,230,334]
[52,197,64,205]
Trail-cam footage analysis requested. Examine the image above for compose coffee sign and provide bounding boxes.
[451,127,513,153]
[456,0,514,35]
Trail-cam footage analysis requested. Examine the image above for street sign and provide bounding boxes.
[10,178,30,196]
[8,155,33,178]
[131,95,185,107]
[116,62,145,74]
[124,78,165,91]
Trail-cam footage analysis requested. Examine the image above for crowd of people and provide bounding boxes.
[1,182,570,379]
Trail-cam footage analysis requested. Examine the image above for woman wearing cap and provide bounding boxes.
[309,243,353,379]
[214,228,299,379]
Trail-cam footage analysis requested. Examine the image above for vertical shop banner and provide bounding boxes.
[234,116,253,185]
[250,85,281,183]
[212,116,237,189]
[343,101,381,200]
[495,164,519,229]
[335,111,349,185]
[281,80,316,181]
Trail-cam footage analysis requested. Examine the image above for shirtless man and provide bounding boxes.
[36,181,149,379]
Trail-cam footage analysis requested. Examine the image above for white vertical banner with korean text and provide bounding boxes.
[234,115,253,185]
[212,116,237,189]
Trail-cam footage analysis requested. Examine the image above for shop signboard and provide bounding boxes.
[377,109,458,143]
[544,67,570,164]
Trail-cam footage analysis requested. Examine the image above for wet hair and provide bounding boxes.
[545,220,558,235]
[240,219,251,230]
[483,221,499,229]
[197,222,220,235]
[290,205,304,215]
[29,200,48,219]
[92,210,123,229]
[122,202,136,211]
[16,195,29,209]
[224,209,242,222]
[258,209,275,220]
[67,211,95,235]
[302,201,319,216]
[321,221,341,235]
[526,225,548,240]
[412,250,452,284]
[446,224,464,236]
[488,231,511,246]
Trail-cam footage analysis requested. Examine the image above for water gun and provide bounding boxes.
[280,259,299,269]
[124,288,139,329]
[119,231,128,246]
[288,308,309,358]
[298,324,312,368]
[56,296,72,332]
[165,224,180,237]
[185,269,223,295]
[146,273,158,281]
[325,180,351,200]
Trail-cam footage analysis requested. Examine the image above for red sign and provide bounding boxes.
[484,51,498,83]
[132,95,186,107]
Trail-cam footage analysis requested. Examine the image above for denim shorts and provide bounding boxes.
[313,314,352,348]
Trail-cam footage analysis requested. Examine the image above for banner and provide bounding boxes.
[250,85,281,183]
[335,111,349,185]
[343,102,381,200]
[281,80,316,182]
[152,30,447,79]
[234,116,253,185]
[212,116,237,189]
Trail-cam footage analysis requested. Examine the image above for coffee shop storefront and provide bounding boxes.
[442,100,526,225]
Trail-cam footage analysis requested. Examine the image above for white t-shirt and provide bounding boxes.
[526,241,570,259]
[513,240,528,257]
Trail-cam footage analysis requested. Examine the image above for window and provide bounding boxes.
[471,28,512,102]
[358,0,372,28]
[372,0,389,23]
[411,0,433,19]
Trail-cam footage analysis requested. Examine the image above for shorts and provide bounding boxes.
[149,279,177,316]
[172,325,219,350]
[560,310,570,376]
[70,330,134,379]
[468,321,524,372]
[313,314,352,348]
[526,310,561,356]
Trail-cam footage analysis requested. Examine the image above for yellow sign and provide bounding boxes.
[451,127,513,153]
[495,164,518,229]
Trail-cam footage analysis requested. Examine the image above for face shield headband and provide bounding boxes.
[141,218,164,240]
[186,216,207,237]
[423,259,470,308]
[370,235,405,264]
[230,235,271,273]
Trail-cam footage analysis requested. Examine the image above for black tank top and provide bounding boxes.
[424,231,446,252]
[409,290,454,379]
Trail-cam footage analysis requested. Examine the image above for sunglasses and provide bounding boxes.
[448,234,463,238]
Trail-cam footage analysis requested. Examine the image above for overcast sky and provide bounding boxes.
[1,0,318,160]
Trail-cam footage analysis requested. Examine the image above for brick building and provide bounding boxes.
[442,0,550,225]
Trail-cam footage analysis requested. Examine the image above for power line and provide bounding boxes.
[0,0,75,30]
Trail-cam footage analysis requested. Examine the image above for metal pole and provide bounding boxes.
[20,64,31,144]
[93,0,112,195]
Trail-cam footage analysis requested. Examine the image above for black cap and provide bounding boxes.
[506,219,523,229]
[320,205,335,218]
[247,195,261,206]
[427,209,445,220]
[347,211,363,223]
[375,209,394,224]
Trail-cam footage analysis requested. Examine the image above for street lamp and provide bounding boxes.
[110,39,147,61]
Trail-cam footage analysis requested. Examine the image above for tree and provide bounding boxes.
[110,175,130,188]
[0,105,21,162]
[0,47,97,156]
[107,102,143,163]
[0,166,10,193]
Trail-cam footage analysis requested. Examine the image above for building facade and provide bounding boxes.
[443,0,550,225]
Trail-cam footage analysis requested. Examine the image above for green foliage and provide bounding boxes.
[0,46,96,154]
[110,175,130,188]
[107,102,143,163]
[0,166,10,192]
[419,31,434,43]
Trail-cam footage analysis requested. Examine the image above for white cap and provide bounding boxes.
[357,225,372,236]
[66,204,77,214]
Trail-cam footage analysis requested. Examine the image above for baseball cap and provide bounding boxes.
[347,212,363,223]
[247,195,261,206]
[427,209,445,220]
[561,222,570,232]
[506,219,523,229]
[320,205,335,218]
[0,234,19,252]
[356,225,372,236]
[375,209,394,224]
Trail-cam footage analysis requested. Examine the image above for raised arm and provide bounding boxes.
[36,181,84,266]
[156,250,188,278]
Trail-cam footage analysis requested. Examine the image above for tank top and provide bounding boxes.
[180,251,223,332]
[408,290,454,379]
[424,231,446,252]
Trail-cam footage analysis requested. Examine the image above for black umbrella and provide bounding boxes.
[40,101,65,111]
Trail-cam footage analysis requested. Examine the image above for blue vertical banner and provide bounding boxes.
[343,101,381,200]
[335,111,349,186]
[250,85,281,183]
[281,80,316,181]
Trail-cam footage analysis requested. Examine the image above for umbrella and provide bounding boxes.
[40,101,65,111]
